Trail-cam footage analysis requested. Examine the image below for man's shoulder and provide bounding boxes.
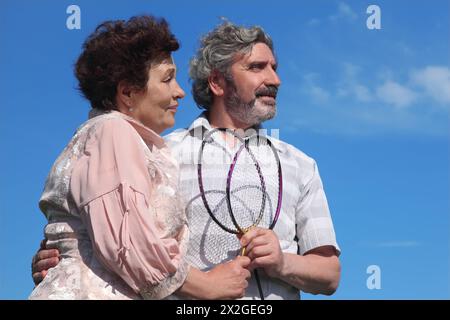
[271,136,317,167]
[163,128,189,146]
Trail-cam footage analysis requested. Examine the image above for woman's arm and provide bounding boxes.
[70,118,189,299]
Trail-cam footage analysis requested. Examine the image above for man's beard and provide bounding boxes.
[223,78,278,128]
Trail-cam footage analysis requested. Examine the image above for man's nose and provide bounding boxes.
[266,68,281,87]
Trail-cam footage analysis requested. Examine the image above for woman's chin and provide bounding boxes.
[162,119,175,131]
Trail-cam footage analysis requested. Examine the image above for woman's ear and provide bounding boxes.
[116,80,134,112]
[208,71,226,97]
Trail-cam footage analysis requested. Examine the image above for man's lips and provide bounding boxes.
[257,95,277,101]
[167,104,178,111]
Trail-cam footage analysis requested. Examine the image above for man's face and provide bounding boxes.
[224,42,281,127]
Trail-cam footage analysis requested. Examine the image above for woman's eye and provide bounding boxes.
[163,76,173,83]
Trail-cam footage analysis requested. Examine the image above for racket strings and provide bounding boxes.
[226,135,281,232]
[226,144,267,232]
[198,129,245,234]
[245,135,283,229]
[198,129,282,234]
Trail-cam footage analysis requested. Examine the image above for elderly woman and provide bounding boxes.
[29,16,250,300]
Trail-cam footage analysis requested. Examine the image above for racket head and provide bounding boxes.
[197,128,245,234]
[226,140,267,234]
[226,132,283,232]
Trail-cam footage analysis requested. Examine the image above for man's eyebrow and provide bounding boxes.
[247,60,278,70]
[248,59,267,64]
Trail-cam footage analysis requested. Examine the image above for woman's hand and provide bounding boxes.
[177,256,251,300]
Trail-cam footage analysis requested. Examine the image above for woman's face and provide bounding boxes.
[130,56,185,134]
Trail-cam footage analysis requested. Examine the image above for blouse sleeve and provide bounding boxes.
[69,118,189,299]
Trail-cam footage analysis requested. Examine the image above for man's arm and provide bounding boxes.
[32,240,252,299]
[241,228,341,295]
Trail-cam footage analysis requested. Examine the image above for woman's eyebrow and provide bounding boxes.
[163,67,176,77]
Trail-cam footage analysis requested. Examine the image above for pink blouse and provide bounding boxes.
[29,110,189,300]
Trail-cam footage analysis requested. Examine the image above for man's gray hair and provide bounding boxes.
[189,22,274,110]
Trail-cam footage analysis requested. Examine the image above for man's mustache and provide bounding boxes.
[255,86,278,99]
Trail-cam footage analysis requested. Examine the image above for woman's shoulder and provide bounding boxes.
[80,112,138,143]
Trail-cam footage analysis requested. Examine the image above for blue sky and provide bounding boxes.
[0,0,448,299]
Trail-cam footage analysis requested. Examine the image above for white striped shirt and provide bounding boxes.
[165,113,340,300]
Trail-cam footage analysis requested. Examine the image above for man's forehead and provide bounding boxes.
[237,43,277,64]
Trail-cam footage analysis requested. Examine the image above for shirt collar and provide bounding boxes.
[89,109,166,149]
[186,111,264,137]
[186,111,212,132]
[184,111,283,153]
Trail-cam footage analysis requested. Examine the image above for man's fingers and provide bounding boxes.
[33,257,59,273]
[36,249,60,261]
[247,245,272,260]
[39,239,47,250]
[249,256,275,270]
[32,270,47,286]
[32,272,43,285]
[244,235,269,253]
[240,228,266,247]
[235,255,251,268]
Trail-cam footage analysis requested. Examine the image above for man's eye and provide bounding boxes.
[249,64,262,70]
[163,76,173,83]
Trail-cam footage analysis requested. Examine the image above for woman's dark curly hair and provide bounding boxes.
[75,15,179,110]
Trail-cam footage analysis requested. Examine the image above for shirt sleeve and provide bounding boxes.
[70,118,189,299]
[295,160,341,256]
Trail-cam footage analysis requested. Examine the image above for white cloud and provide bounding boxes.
[375,241,421,248]
[411,66,450,105]
[307,18,321,27]
[376,81,417,108]
[338,2,357,19]
[303,73,330,104]
[330,2,357,22]
[356,241,422,248]
[354,84,372,102]
[338,63,374,102]
[307,3,358,28]
[310,85,330,104]
[397,43,415,57]
[283,64,449,136]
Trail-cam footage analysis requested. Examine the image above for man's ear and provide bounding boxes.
[208,71,226,97]
[116,80,134,112]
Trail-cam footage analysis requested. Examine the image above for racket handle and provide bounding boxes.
[239,246,264,299]
[254,269,265,300]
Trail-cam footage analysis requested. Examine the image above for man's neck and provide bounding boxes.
[207,103,251,130]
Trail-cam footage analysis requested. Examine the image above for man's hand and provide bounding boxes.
[240,228,340,295]
[240,227,285,278]
[31,239,60,286]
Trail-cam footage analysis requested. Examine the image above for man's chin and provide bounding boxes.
[255,103,276,120]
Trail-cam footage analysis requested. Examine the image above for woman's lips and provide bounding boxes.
[167,104,178,111]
